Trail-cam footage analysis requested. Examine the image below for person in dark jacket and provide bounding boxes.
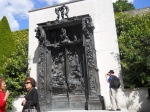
[22,77,40,112]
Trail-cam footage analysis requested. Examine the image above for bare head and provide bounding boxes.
[0,78,6,91]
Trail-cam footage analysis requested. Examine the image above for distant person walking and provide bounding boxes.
[0,78,10,112]
[22,77,40,112]
[105,70,121,111]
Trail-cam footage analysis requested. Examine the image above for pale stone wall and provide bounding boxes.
[13,95,24,112]
[28,0,125,110]
[13,88,150,112]
[125,88,150,112]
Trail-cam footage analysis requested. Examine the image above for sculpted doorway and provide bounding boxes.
[35,14,103,111]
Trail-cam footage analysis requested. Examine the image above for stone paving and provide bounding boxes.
[48,108,129,112]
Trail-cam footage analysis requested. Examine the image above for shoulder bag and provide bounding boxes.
[22,101,37,112]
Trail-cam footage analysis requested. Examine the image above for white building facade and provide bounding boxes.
[28,0,126,110]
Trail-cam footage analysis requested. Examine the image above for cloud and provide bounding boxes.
[112,0,135,3]
[0,0,34,31]
[40,0,72,6]
[0,0,135,31]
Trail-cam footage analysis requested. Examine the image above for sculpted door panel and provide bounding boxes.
[49,44,85,95]
[67,45,85,95]
[48,44,86,110]
[50,48,66,95]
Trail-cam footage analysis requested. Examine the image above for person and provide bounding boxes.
[0,78,10,112]
[105,70,121,111]
[22,77,40,112]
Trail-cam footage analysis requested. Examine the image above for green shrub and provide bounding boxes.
[116,12,150,88]
[0,16,15,68]
[0,29,29,111]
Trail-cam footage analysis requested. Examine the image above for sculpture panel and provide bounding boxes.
[67,48,85,94]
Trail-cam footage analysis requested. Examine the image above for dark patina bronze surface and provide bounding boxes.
[35,6,104,111]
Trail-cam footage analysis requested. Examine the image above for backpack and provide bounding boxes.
[110,75,121,88]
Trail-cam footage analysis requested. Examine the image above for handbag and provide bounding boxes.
[22,101,37,112]
[22,109,37,112]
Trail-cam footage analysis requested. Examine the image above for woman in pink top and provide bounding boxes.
[0,78,10,112]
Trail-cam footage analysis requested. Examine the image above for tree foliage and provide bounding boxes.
[0,16,15,68]
[113,0,135,13]
[115,12,150,88]
[0,28,29,111]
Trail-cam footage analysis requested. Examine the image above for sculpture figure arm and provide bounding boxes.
[65,6,69,18]
[55,8,60,20]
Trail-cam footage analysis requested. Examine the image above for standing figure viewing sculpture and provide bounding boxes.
[22,77,40,112]
[105,70,121,111]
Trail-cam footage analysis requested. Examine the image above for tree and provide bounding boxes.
[115,12,150,88]
[113,0,135,13]
[0,16,15,68]
[0,29,29,111]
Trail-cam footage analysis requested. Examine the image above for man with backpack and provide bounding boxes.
[105,70,121,111]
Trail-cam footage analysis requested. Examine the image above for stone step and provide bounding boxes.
[48,108,128,112]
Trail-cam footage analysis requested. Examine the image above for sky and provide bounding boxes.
[0,0,150,31]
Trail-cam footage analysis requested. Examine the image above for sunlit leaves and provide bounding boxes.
[0,16,15,67]
[0,29,29,111]
[116,12,150,88]
[113,0,135,13]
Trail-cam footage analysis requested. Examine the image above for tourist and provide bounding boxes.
[0,78,10,112]
[22,77,40,112]
[105,70,121,111]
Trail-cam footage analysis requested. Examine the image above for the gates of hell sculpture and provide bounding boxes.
[35,5,104,111]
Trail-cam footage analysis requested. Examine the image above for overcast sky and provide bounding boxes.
[0,0,149,31]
